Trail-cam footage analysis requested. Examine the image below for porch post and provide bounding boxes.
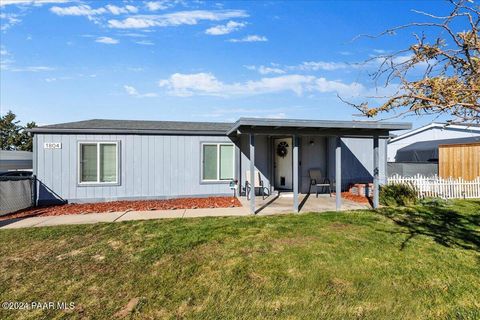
[293,135,299,213]
[335,136,342,211]
[373,135,380,209]
[249,133,255,214]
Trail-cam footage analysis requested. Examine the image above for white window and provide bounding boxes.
[202,143,235,181]
[79,142,119,184]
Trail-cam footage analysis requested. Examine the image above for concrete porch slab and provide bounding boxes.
[239,193,370,215]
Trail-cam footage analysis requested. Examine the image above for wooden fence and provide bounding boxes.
[387,174,480,199]
[439,142,480,180]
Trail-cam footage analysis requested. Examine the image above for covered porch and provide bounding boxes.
[238,192,370,215]
[228,118,411,214]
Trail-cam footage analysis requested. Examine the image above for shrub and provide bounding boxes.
[379,183,418,207]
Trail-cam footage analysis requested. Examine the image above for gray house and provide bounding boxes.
[30,118,410,213]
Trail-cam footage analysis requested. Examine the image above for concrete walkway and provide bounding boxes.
[0,207,250,229]
[0,194,370,230]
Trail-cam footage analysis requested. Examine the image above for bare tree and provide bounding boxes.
[349,0,479,123]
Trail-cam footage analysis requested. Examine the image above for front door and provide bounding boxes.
[274,137,293,190]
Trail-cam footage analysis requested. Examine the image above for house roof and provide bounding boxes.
[226,117,411,136]
[29,119,234,135]
[389,122,480,143]
[395,136,480,162]
[30,117,412,136]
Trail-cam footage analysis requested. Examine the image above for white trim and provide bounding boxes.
[389,122,480,143]
[78,141,119,185]
[201,142,235,182]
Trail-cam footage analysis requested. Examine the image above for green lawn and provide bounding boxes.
[1,199,479,319]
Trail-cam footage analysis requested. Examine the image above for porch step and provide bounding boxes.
[278,192,294,198]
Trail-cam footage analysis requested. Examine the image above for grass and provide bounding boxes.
[0,199,479,319]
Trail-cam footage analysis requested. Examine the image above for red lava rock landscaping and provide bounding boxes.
[331,192,372,205]
[0,197,241,221]
[340,192,372,205]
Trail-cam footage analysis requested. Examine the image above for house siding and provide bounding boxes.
[35,134,237,203]
[327,137,388,188]
[35,132,389,203]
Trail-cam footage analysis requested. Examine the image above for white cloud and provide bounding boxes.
[135,40,154,45]
[119,32,148,38]
[245,65,285,75]
[10,66,55,72]
[228,35,267,43]
[0,12,22,31]
[205,20,246,35]
[51,4,138,17]
[124,85,138,95]
[105,4,138,15]
[124,85,158,98]
[158,72,364,97]
[145,1,171,11]
[95,36,119,44]
[0,0,71,6]
[245,61,348,74]
[0,48,56,72]
[50,5,107,16]
[258,65,285,75]
[290,61,348,71]
[108,10,248,29]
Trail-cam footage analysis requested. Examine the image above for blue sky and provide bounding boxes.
[0,0,455,127]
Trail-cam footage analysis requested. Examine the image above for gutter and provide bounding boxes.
[28,128,229,136]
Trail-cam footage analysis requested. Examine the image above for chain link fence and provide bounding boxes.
[0,176,37,216]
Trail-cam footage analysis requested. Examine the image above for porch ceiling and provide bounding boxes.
[227,118,412,137]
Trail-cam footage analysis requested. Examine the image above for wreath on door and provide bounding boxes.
[276,141,289,158]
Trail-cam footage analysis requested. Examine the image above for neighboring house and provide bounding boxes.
[0,150,33,171]
[387,122,480,178]
[388,122,480,162]
[29,118,410,212]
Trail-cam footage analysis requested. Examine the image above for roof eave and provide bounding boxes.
[227,119,411,135]
[28,128,229,135]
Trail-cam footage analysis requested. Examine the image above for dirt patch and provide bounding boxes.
[0,197,241,220]
[114,298,141,318]
[328,277,355,293]
[56,249,84,261]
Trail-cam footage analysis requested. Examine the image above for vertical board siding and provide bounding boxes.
[35,134,234,202]
[327,137,388,188]
[300,136,327,193]
[439,143,480,180]
[239,135,272,192]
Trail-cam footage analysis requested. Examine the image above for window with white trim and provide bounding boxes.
[79,142,118,184]
[202,143,234,181]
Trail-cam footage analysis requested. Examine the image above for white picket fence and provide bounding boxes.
[387,174,480,199]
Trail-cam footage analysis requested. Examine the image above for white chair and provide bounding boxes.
[245,170,269,200]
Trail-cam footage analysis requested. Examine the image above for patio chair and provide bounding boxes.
[308,168,332,197]
[245,170,270,200]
